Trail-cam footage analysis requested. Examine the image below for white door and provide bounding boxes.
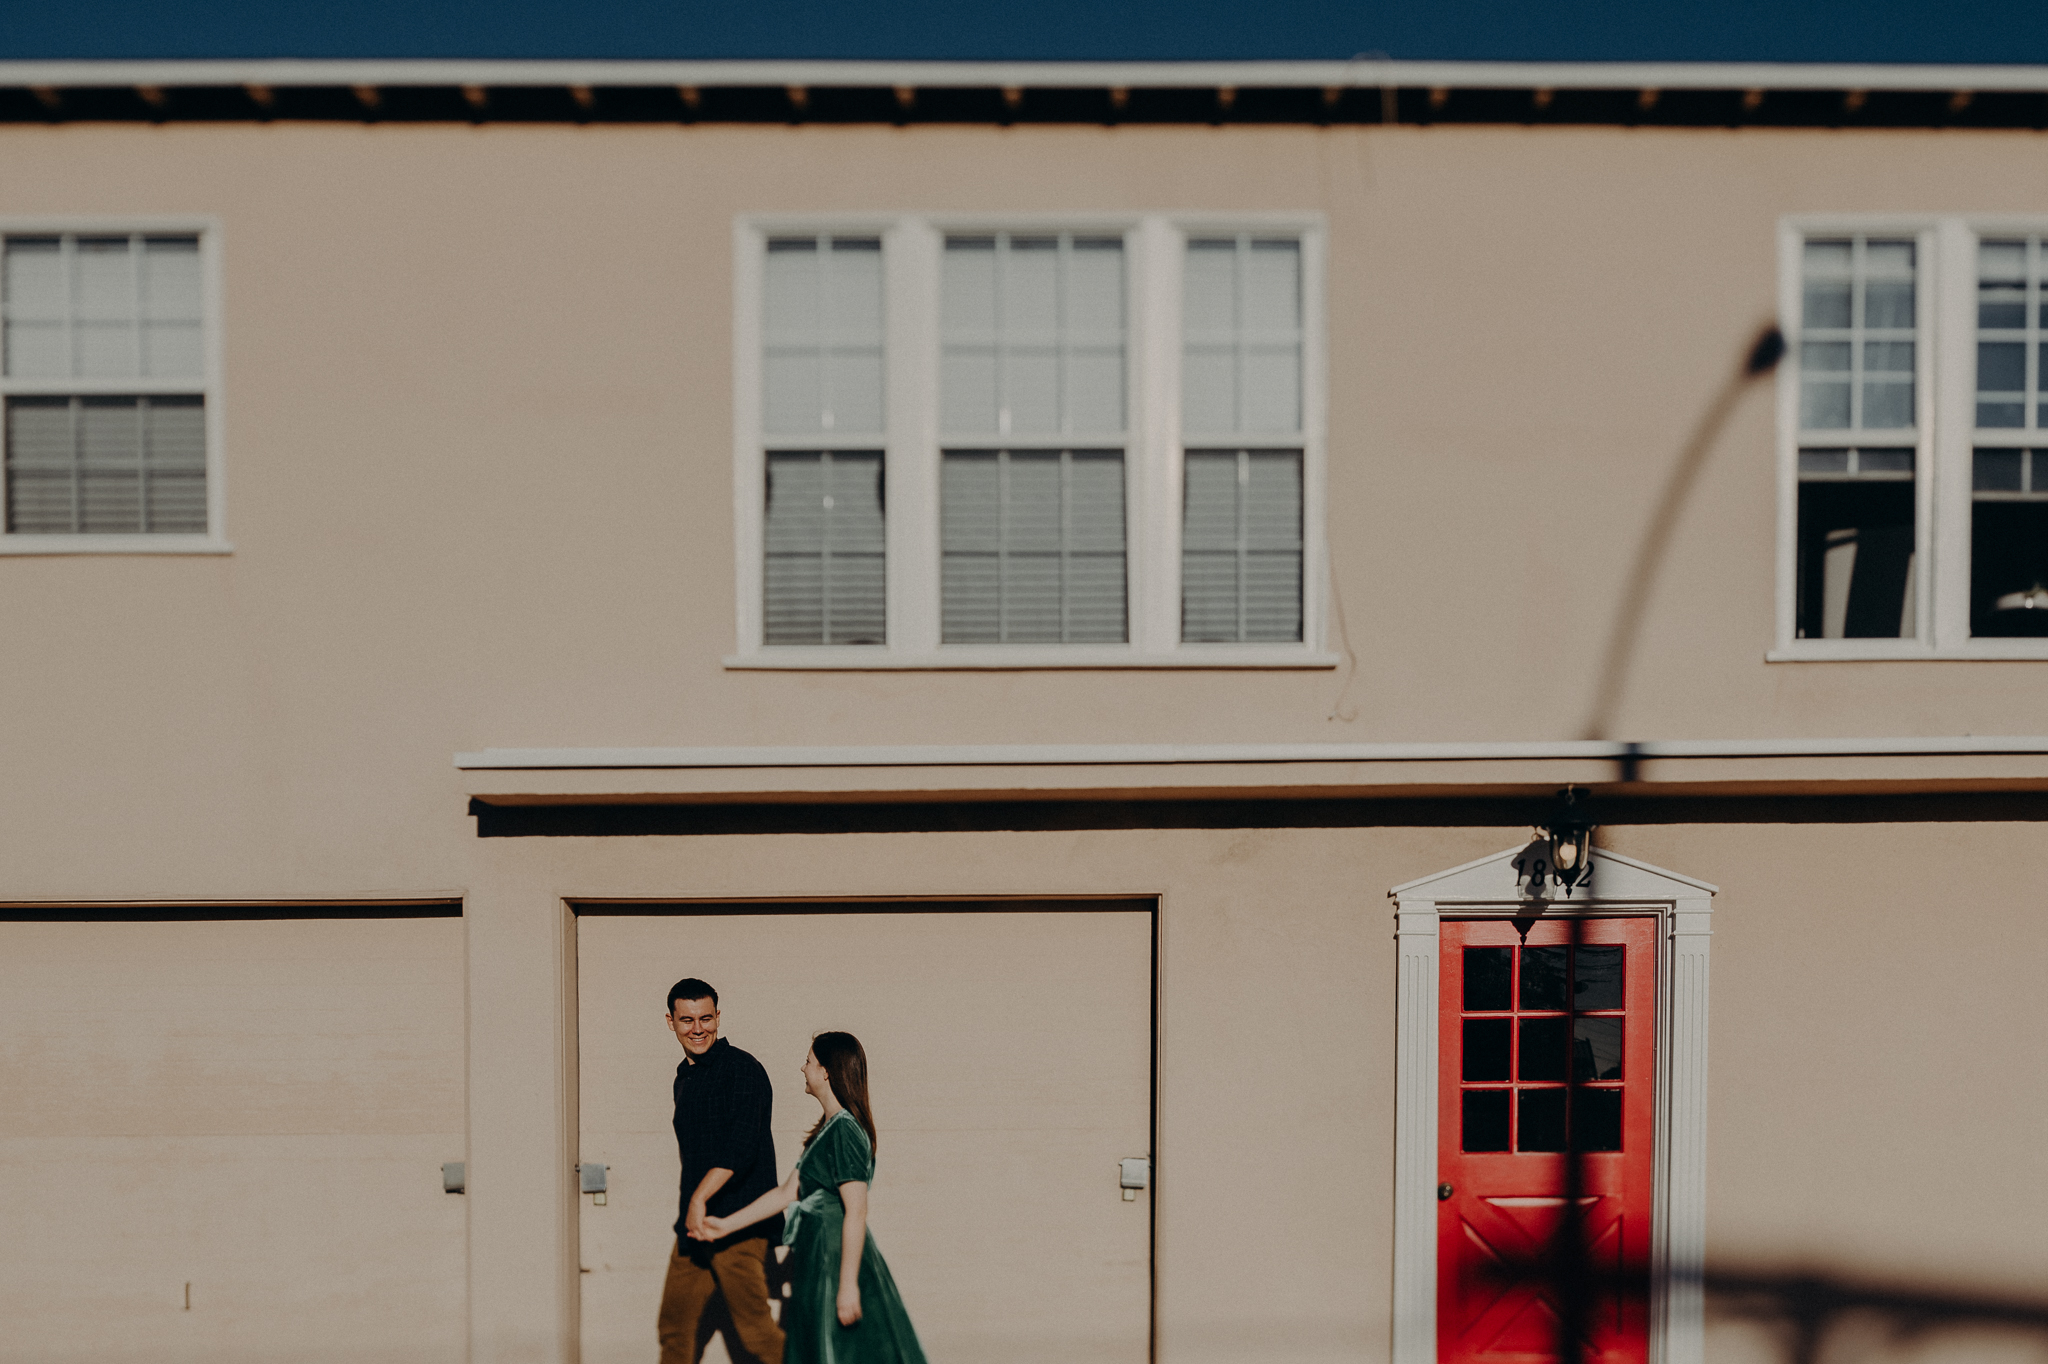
[578,905,1153,1364]
[0,913,467,1364]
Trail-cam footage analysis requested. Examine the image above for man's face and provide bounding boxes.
[668,998,720,1059]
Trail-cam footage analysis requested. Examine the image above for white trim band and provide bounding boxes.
[454,735,2048,769]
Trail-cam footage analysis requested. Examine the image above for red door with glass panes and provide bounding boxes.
[1438,918,1657,1364]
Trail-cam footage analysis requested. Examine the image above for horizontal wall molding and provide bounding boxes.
[0,899,463,920]
[467,791,2048,837]
[457,737,2048,770]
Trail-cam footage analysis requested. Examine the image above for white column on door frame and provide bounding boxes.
[1386,846,1717,1364]
[1391,899,1440,1364]
[1652,895,1714,1364]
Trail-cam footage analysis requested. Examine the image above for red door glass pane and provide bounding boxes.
[1437,917,1657,1364]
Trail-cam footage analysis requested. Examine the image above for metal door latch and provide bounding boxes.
[580,1163,609,1206]
[1120,1157,1151,1201]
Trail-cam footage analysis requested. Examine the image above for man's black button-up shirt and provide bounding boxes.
[673,1036,780,1245]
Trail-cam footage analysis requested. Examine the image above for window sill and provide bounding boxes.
[1767,641,2048,661]
[725,645,1342,670]
[0,535,231,556]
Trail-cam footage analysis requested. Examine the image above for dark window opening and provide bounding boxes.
[1796,475,1916,639]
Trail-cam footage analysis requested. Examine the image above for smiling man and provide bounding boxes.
[658,978,784,1364]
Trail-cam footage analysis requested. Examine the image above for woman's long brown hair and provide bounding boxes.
[803,1030,878,1155]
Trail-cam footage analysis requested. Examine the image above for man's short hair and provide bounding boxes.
[667,978,718,1013]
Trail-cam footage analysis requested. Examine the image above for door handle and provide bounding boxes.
[1438,1182,1455,1201]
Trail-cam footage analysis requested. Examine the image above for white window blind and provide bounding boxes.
[1182,449,1303,643]
[763,450,886,645]
[3,234,208,536]
[940,234,1126,439]
[4,396,206,535]
[759,235,888,644]
[1181,237,1305,641]
[941,449,1127,643]
[763,236,884,437]
[938,233,1129,642]
[4,235,203,380]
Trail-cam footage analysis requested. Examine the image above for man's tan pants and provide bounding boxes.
[658,1236,785,1364]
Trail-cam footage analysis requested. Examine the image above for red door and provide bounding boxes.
[1438,917,1656,1364]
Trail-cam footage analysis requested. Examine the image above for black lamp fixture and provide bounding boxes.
[1543,786,1596,894]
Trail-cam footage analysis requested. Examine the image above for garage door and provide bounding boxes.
[0,911,468,1364]
[577,903,1153,1364]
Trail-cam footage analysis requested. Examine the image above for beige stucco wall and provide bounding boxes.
[2,120,2045,1364]
[3,123,2048,837]
[8,818,2042,1362]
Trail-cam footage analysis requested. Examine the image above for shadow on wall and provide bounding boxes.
[1704,1268,2048,1364]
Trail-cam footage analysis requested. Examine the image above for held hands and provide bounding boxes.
[694,1214,732,1241]
[836,1284,862,1327]
[684,1199,713,1241]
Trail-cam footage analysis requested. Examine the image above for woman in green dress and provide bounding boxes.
[701,1031,928,1364]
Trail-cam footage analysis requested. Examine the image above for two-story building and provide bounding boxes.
[1,56,2044,1364]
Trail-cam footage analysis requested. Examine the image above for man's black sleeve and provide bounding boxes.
[705,1058,772,1178]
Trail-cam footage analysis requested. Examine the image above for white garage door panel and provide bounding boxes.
[579,908,1152,1364]
[0,918,467,1364]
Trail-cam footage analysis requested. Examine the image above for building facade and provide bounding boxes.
[1,58,2045,1364]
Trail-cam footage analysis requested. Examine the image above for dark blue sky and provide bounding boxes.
[4,0,2045,63]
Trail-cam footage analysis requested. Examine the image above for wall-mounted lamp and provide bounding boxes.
[1543,787,1595,894]
[1996,583,2048,613]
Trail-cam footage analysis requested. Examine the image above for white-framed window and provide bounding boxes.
[0,219,226,554]
[1776,216,2048,658]
[729,214,1330,669]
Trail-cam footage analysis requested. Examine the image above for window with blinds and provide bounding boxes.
[760,236,887,644]
[738,216,1325,660]
[3,233,209,536]
[1181,237,1304,642]
[939,234,1128,642]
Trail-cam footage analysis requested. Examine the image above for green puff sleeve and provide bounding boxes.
[810,1113,875,1187]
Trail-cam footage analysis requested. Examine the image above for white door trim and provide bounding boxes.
[1388,844,1717,1364]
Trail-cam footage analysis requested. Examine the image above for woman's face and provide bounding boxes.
[801,1049,829,1099]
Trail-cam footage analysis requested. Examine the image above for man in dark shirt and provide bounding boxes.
[656,978,784,1364]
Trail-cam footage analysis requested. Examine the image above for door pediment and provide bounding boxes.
[1391,843,1717,907]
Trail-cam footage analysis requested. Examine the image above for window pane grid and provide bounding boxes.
[1182,236,1303,439]
[1796,446,1915,481]
[1459,944,1625,1155]
[4,395,207,535]
[941,448,1127,644]
[763,450,887,646]
[940,234,1126,443]
[2,233,209,537]
[1972,447,2048,500]
[1799,237,1917,435]
[3,234,204,382]
[1181,448,1303,642]
[762,236,885,439]
[1975,237,2044,432]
